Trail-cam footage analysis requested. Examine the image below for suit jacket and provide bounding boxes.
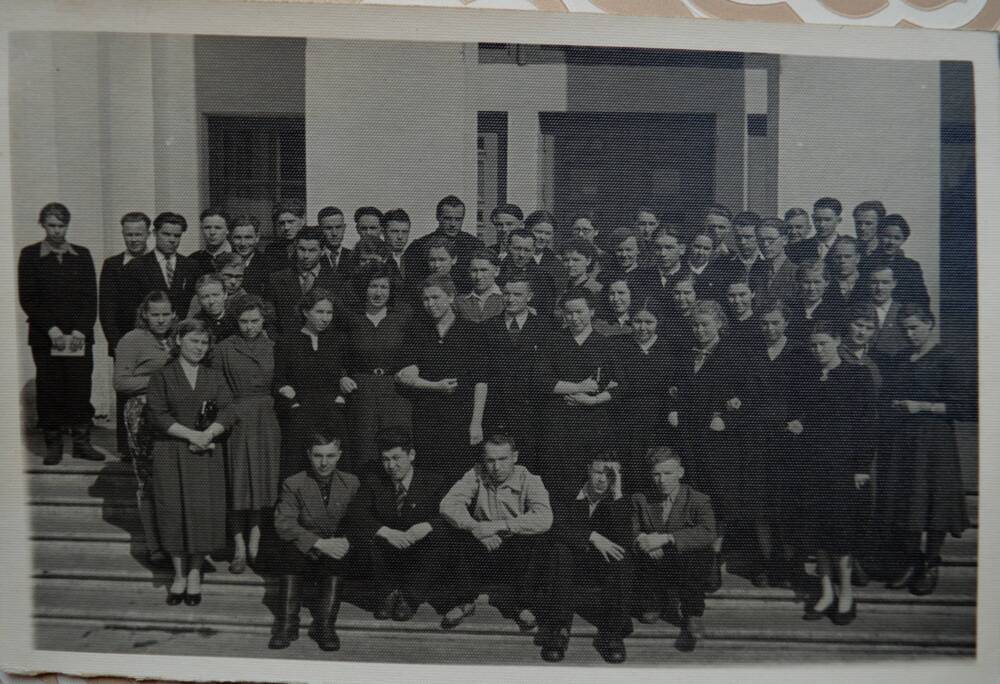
[786,299,845,348]
[479,312,553,424]
[497,259,558,319]
[704,254,759,299]
[629,265,689,308]
[860,251,931,309]
[240,250,271,297]
[18,242,98,347]
[324,246,354,279]
[274,469,361,555]
[552,495,631,555]
[785,235,845,265]
[871,300,906,358]
[121,251,200,325]
[825,275,867,312]
[402,230,485,292]
[99,251,136,355]
[630,484,716,553]
[748,255,798,304]
[345,468,447,544]
[267,263,343,334]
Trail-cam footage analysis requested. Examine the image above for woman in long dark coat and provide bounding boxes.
[542,288,619,499]
[785,320,876,624]
[274,288,344,481]
[338,263,413,481]
[612,298,674,495]
[396,275,487,485]
[667,299,747,592]
[214,295,281,573]
[876,303,970,596]
[147,318,238,606]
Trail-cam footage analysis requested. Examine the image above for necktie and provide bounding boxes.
[300,270,315,294]
[693,348,709,373]
[661,496,673,525]
[164,258,175,289]
[395,483,407,513]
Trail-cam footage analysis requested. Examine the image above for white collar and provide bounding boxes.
[505,309,530,329]
[467,283,502,301]
[365,307,388,326]
[688,261,708,275]
[767,336,787,360]
[637,335,658,354]
[572,327,593,346]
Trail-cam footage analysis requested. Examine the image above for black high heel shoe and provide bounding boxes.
[830,599,857,626]
[184,591,202,606]
[803,600,834,621]
[166,590,185,606]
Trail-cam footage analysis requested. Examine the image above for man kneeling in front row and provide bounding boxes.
[632,447,717,652]
[438,431,570,661]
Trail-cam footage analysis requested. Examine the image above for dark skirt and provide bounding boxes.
[152,439,228,556]
[344,374,412,475]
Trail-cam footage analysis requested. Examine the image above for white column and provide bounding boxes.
[304,39,478,243]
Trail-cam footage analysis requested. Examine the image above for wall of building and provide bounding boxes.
[777,55,941,312]
[9,32,200,424]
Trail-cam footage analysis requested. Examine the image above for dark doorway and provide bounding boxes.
[539,112,716,237]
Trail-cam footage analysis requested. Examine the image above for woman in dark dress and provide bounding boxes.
[214,295,281,573]
[786,321,876,624]
[395,275,487,485]
[542,287,619,498]
[667,299,746,591]
[146,318,239,606]
[593,277,634,338]
[274,288,344,480]
[876,304,970,596]
[338,263,413,481]
[613,299,674,495]
[743,299,799,587]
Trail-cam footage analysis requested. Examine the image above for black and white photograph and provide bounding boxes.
[0,0,996,679]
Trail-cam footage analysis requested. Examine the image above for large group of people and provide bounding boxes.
[19,194,971,663]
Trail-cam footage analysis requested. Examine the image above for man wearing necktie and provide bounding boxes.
[267,227,341,334]
[631,448,716,652]
[344,429,452,623]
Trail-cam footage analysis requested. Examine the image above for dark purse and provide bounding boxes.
[196,399,218,431]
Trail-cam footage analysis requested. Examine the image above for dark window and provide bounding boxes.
[206,115,306,241]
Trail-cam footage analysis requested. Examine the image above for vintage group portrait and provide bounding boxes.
[0,1,996,681]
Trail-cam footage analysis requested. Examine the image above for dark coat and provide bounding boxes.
[785,235,846,265]
[402,230,485,292]
[629,265,689,309]
[121,251,200,325]
[19,242,98,347]
[240,250,271,298]
[98,251,136,356]
[860,250,931,309]
[274,469,361,555]
[345,468,448,544]
[630,484,717,553]
[267,263,343,334]
[552,495,632,555]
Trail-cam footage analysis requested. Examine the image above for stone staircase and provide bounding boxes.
[29,426,978,665]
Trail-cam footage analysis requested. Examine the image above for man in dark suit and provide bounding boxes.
[825,236,866,311]
[705,212,762,299]
[749,219,797,304]
[188,208,232,277]
[866,264,907,357]
[403,196,484,292]
[318,206,353,277]
[630,227,688,309]
[382,208,411,281]
[100,211,150,457]
[480,274,552,472]
[19,203,102,464]
[548,458,633,663]
[264,199,306,273]
[860,213,931,309]
[786,260,845,349]
[631,448,716,652]
[345,429,452,621]
[267,226,343,334]
[121,212,200,326]
[852,200,885,258]
[786,197,845,264]
[498,230,556,320]
[229,214,270,297]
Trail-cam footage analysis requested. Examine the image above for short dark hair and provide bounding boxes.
[295,226,325,245]
[39,202,71,225]
[879,213,911,240]
[784,207,808,222]
[354,206,383,223]
[307,427,343,452]
[647,446,682,468]
[213,252,244,272]
[653,226,683,243]
[378,427,413,454]
[704,204,732,222]
[469,248,499,267]
[609,227,639,247]
[355,235,392,260]
[351,261,397,309]
[847,302,878,325]
[272,199,305,223]
[733,211,762,230]
[436,195,465,219]
[195,273,224,294]
[853,201,886,220]
[559,237,597,260]
[317,206,343,223]
[832,235,859,254]
[426,235,455,257]
[199,208,229,224]
[813,197,843,216]
[507,229,535,244]
[809,319,841,339]
[483,430,517,453]
[899,302,935,326]
[525,210,557,232]
[154,212,187,232]
[230,214,260,232]
[422,274,457,297]
[499,268,535,292]
[559,286,597,311]
[796,259,827,282]
[120,211,151,229]
[490,203,524,223]
[229,294,266,319]
[381,208,411,228]
[297,287,336,314]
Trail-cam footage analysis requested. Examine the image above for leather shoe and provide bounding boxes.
[229,557,247,575]
[392,596,416,622]
[675,629,697,652]
[166,590,185,606]
[830,600,857,626]
[375,591,398,620]
[909,560,940,596]
[594,636,626,664]
[440,602,475,630]
[540,646,565,663]
[312,626,340,652]
[268,632,295,650]
[184,592,202,606]
[887,565,917,589]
